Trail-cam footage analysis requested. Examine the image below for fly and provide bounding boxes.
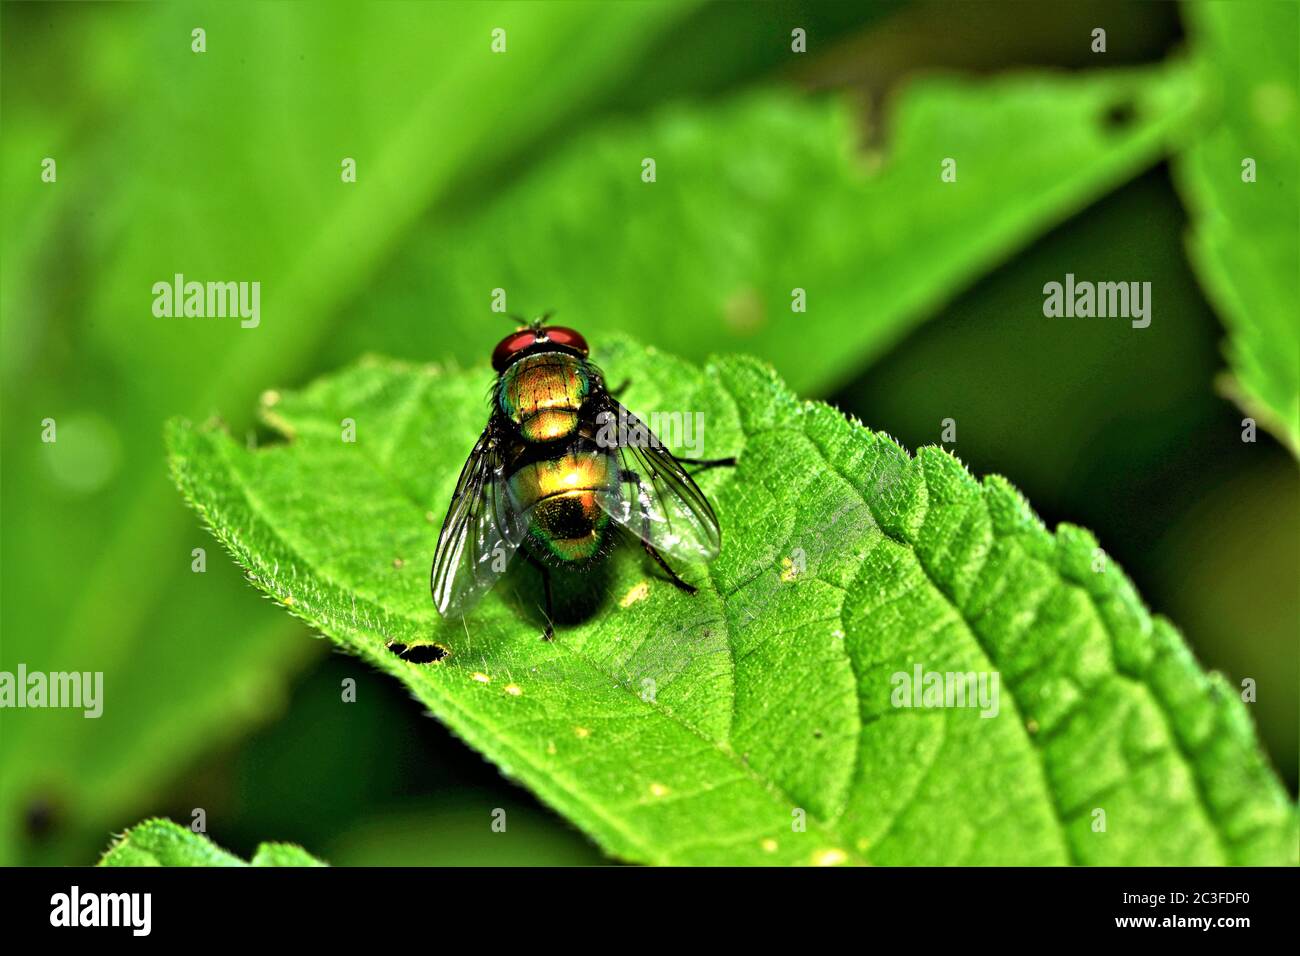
[430,315,735,639]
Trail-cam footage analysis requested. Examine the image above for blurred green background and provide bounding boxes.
[1,0,1295,866]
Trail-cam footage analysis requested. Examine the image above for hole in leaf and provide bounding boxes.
[385,641,448,664]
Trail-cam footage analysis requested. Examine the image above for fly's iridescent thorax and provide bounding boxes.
[497,351,593,443]
[507,449,618,563]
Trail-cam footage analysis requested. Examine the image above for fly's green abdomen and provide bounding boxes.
[508,450,616,563]
[498,352,591,443]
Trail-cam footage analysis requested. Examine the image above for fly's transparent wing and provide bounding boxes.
[430,427,525,616]
[595,400,722,563]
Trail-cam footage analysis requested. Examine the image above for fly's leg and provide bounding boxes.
[608,378,632,399]
[643,541,698,596]
[524,552,555,640]
[621,469,698,596]
[540,566,555,641]
[676,456,736,471]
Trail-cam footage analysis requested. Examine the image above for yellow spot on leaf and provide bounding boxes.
[574,726,590,739]
[504,683,522,697]
[260,389,281,407]
[283,595,295,606]
[472,672,491,684]
[813,848,848,867]
[780,557,800,582]
[620,581,650,608]
[392,557,404,569]
[648,782,669,798]
[761,839,778,853]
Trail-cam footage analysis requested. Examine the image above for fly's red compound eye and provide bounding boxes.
[541,326,588,356]
[491,330,539,371]
[491,324,589,371]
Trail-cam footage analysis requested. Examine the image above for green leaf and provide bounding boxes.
[1174,0,1300,454]
[166,339,1296,865]
[342,62,1200,397]
[99,818,325,867]
[248,842,328,868]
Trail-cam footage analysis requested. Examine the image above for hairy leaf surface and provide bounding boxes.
[99,818,325,867]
